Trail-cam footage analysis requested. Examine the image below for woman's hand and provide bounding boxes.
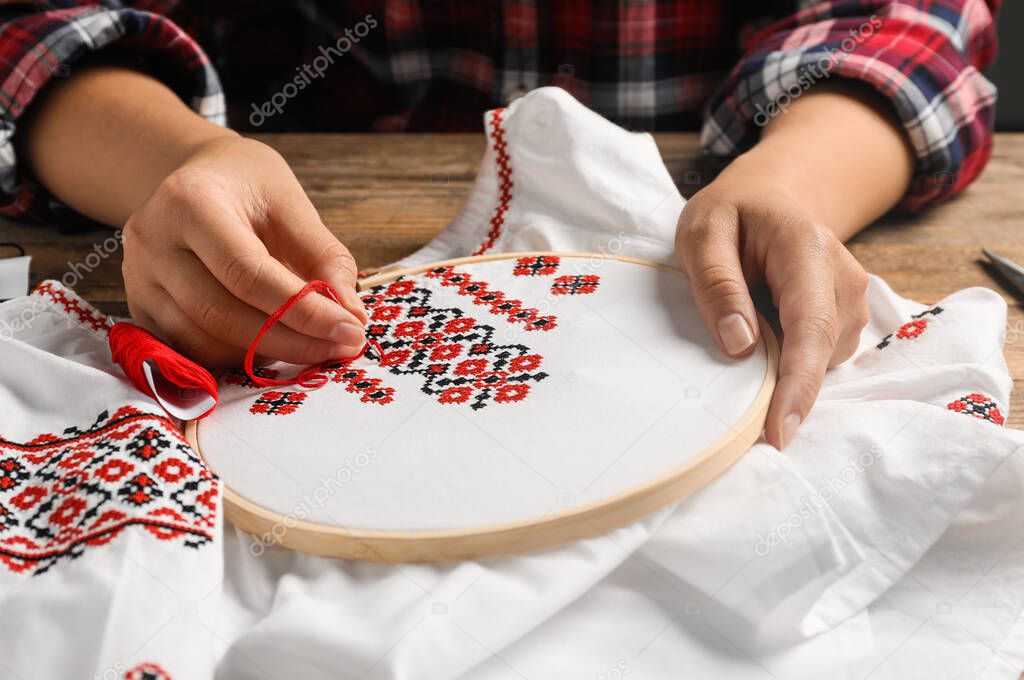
[676,152,869,449]
[676,83,914,449]
[122,136,368,366]
[21,64,369,367]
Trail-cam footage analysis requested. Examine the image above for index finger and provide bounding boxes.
[182,200,365,347]
[765,259,838,450]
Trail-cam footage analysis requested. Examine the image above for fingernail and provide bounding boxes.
[330,320,365,345]
[780,413,801,449]
[717,313,755,356]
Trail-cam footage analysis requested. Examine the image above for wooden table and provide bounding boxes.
[3,132,1024,425]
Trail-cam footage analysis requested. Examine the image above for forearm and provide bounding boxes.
[18,62,236,227]
[742,82,915,241]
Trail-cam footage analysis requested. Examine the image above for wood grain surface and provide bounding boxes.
[3,132,1023,427]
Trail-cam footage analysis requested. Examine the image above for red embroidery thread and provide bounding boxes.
[877,306,943,349]
[514,255,560,277]
[947,393,1005,425]
[364,278,549,409]
[424,265,557,332]
[0,406,217,575]
[472,108,512,256]
[551,274,600,296]
[31,281,112,336]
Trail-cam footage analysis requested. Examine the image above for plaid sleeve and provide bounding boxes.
[0,0,225,220]
[701,0,1000,212]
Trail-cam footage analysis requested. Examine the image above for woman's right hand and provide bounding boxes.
[122,136,369,367]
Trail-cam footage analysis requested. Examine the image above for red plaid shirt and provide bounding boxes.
[0,0,1000,219]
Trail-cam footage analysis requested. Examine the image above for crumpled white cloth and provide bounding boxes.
[1,87,1023,680]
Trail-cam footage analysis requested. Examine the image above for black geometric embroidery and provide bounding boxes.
[947,392,1004,425]
[0,406,217,575]
[551,274,600,296]
[363,277,549,409]
[514,255,560,276]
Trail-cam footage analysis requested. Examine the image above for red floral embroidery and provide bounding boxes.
[227,272,551,414]
[947,393,1005,425]
[250,391,307,415]
[0,406,217,575]
[124,662,173,680]
[877,306,943,349]
[472,108,512,256]
[514,255,560,277]
[31,281,112,336]
[361,277,549,410]
[425,265,557,332]
[551,274,600,296]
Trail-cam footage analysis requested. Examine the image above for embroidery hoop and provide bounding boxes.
[185,252,779,563]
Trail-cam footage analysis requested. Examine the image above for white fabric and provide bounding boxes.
[202,256,769,532]
[1,87,1023,679]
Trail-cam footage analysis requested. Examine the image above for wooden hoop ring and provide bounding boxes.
[186,252,779,563]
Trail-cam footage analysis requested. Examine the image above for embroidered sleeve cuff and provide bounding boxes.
[700,5,998,212]
[0,5,226,220]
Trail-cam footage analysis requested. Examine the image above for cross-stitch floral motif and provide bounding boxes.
[947,392,1004,425]
[363,277,549,410]
[250,391,307,415]
[551,274,600,296]
[0,406,217,575]
[877,306,944,349]
[514,255,560,277]
[228,275,551,414]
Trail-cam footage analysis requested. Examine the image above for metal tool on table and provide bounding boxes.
[982,249,1024,302]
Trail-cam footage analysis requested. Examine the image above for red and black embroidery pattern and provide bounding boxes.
[877,306,943,349]
[124,662,173,680]
[227,353,396,415]
[514,255,560,277]
[551,274,600,296]
[0,406,217,575]
[472,108,511,256]
[363,278,549,409]
[31,281,112,336]
[424,265,557,332]
[947,393,1005,425]
[227,273,552,414]
[250,390,307,415]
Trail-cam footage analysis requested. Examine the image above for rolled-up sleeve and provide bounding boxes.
[701,0,1000,211]
[0,1,225,219]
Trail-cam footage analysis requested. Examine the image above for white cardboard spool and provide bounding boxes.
[186,253,777,562]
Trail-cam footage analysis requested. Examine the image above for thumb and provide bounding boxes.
[676,204,758,357]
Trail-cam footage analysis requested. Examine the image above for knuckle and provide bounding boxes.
[795,312,839,349]
[694,263,746,305]
[790,369,824,405]
[159,166,227,205]
[193,298,231,335]
[323,241,358,276]
[847,262,869,296]
[792,221,836,256]
[221,253,266,299]
[288,298,323,332]
[678,202,736,245]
